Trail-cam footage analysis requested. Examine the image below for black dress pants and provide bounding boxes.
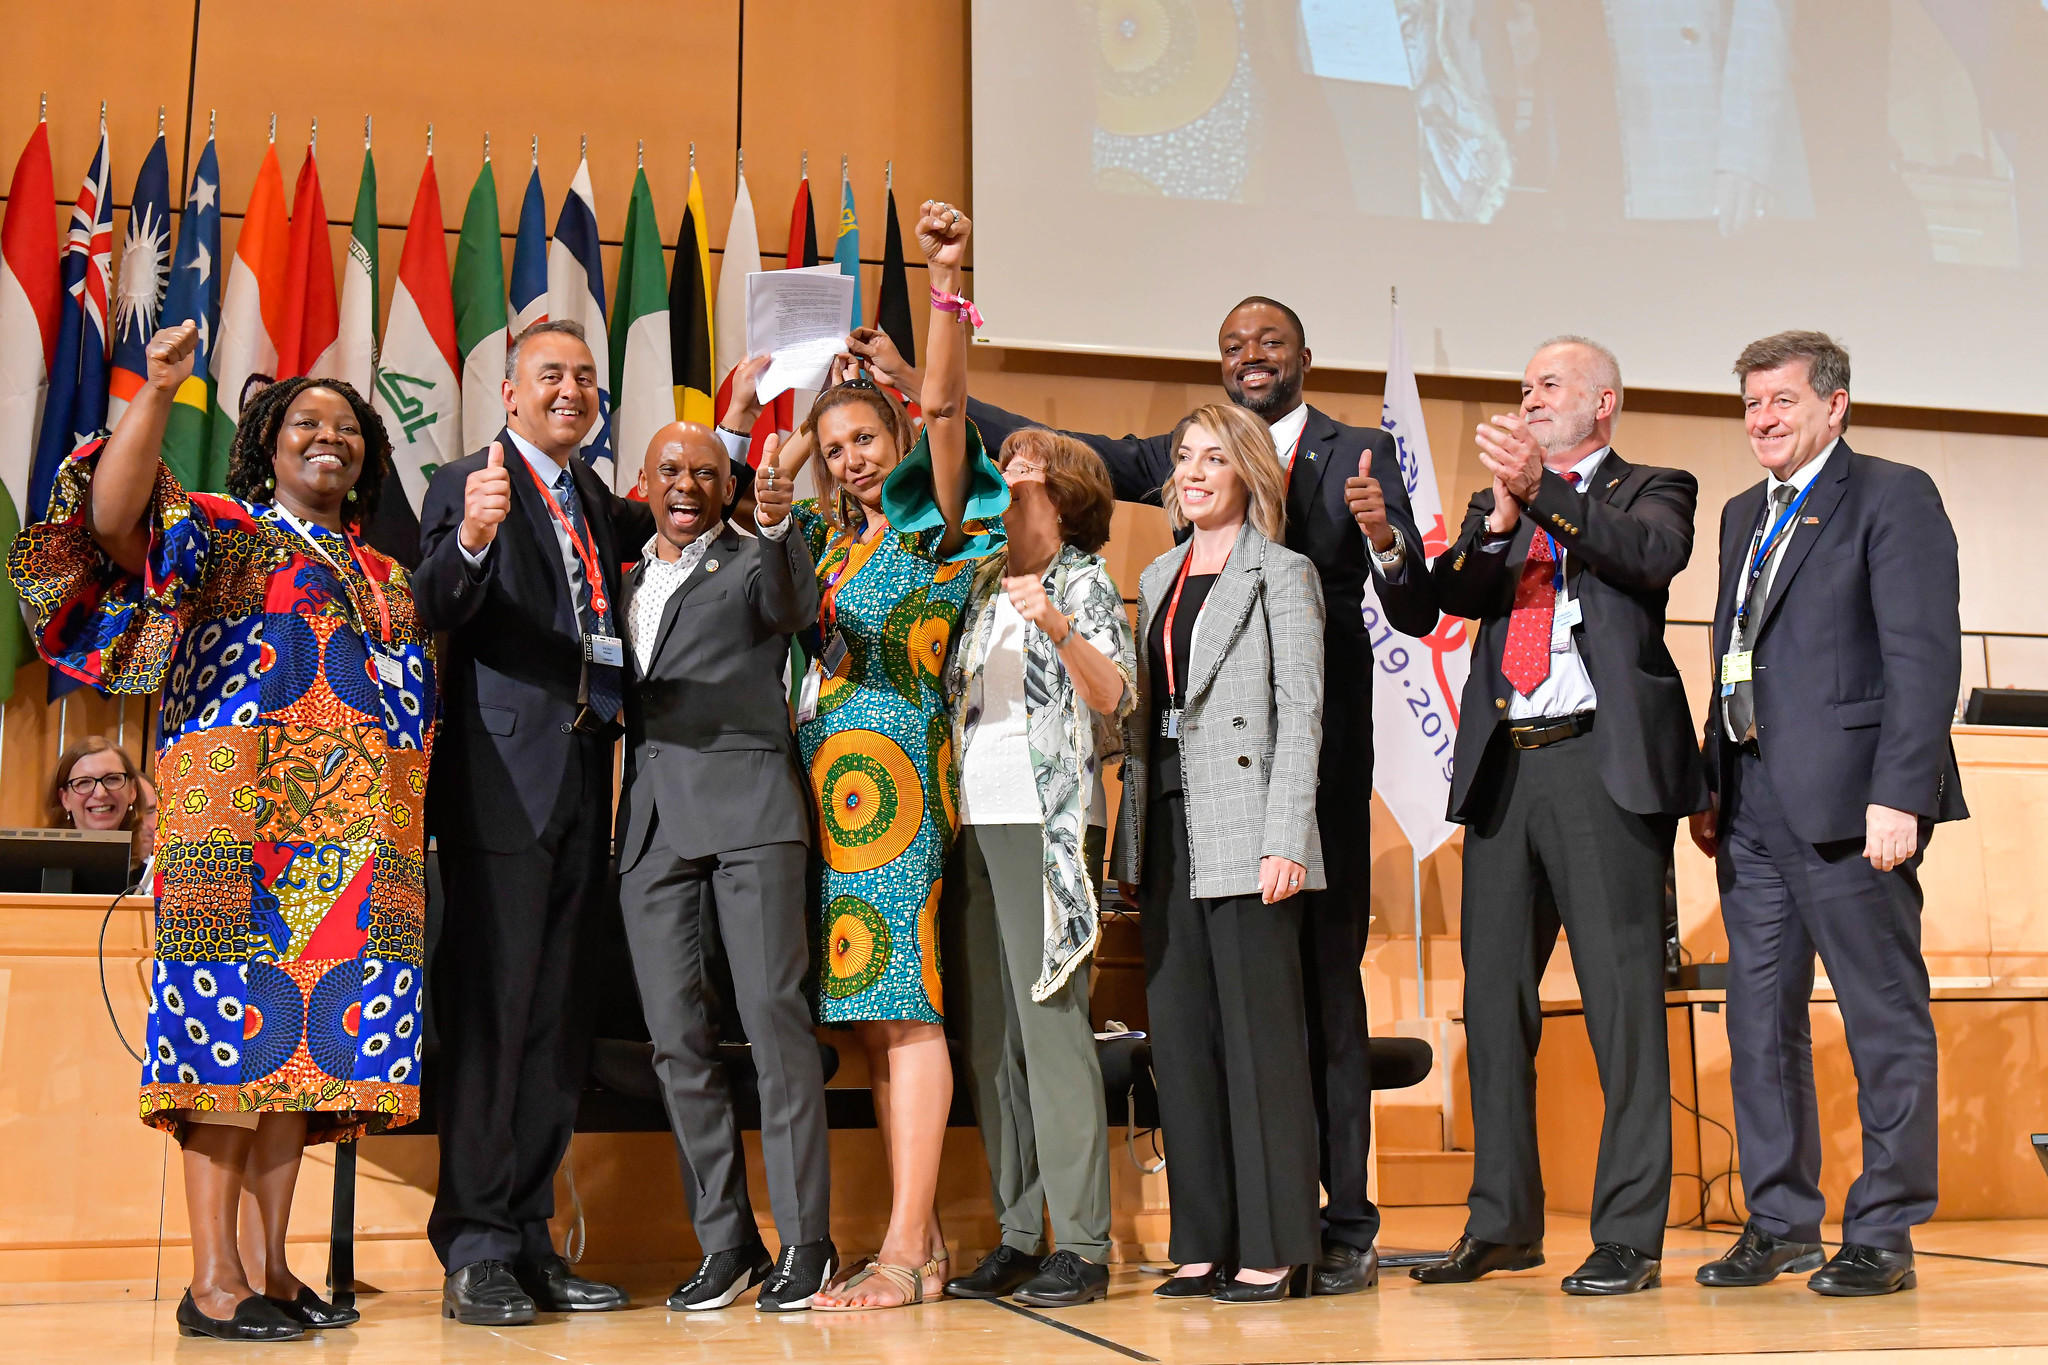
[428,736,611,1273]
[1719,748,1938,1252]
[1459,731,1674,1255]
[1301,775,1380,1253]
[1141,794,1320,1269]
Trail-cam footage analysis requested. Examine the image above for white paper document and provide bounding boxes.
[747,265,856,403]
[1300,0,1412,88]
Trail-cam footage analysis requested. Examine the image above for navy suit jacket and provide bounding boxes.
[1704,440,1968,845]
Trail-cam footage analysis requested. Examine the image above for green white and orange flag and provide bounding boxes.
[208,137,291,490]
[452,155,507,455]
[609,164,671,494]
[375,155,461,511]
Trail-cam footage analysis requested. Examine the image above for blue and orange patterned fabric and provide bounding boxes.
[8,441,435,1143]
[794,424,1006,1024]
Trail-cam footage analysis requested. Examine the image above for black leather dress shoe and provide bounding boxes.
[1313,1242,1379,1296]
[669,1242,773,1311]
[1212,1265,1310,1303]
[1409,1235,1545,1284]
[442,1261,537,1327]
[1561,1243,1661,1295]
[1154,1265,1228,1298]
[758,1239,838,1312]
[176,1290,305,1341]
[1695,1223,1827,1287]
[945,1244,1043,1299]
[264,1285,360,1328]
[1808,1244,1916,1297]
[517,1253,628,1312]
[1014,1250,1109,1307]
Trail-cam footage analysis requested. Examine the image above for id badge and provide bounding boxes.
[585,633,626,668]
[1554,597,1583,632]
[371,650,404,687]
[796,661,824,723]
[1158,707,1181,740]
[820,631,850,678]
[1720,650,1753,687]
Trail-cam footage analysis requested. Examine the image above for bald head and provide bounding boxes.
[1521,337,1622,465]
[644,422,734,552]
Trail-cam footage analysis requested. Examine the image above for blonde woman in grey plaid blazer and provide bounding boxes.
[1108,403,1327,1303]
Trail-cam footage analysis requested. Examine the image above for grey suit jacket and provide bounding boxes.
[615,523,821,870]
[1110,524,1327,899]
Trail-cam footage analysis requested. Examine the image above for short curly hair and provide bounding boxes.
[997,428,1115,554]
[224,376,393,531]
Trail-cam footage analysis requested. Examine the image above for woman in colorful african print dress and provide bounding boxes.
[8,324,433,1343]
[746,200,1004,1309]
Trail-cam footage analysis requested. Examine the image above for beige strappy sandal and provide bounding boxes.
[813,1256,923,1311]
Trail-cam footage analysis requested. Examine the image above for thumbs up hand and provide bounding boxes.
[460,441,513,553]
[754,433,793,529]
[1344,449,1396,551]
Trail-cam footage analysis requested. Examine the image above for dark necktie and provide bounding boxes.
[1499,470,1581,695]
[553,467,621,723]
[1725,483,1794,743]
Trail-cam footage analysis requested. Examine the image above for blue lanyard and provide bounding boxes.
[1735,478,1819,629]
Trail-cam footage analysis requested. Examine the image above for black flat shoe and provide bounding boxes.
[946,1244,1044,1300]
[264,1285,360,1328]
[1561,1243,1661,1295]
[443,1260,537,1326]
[517,1253,629,1312]
[758,1238,838,1313]
[669,1242,774,1311]
[1695,1222,1826,1288]
[1212,1265,1310,1303]
[1013,1250,1109,1308]
[1154,1265,1228,1298]
[176,1289,305,1341]
[1313,1242,1379,1296]
[1409,1234,1545,1284]
[1808,1244,1916,1297]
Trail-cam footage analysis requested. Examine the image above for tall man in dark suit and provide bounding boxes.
[614,425,836,1313]
[414,321,648,1325]
[1417,337,1704,1296]
[848,298,1437,1293]
[1691,331,1965,1298]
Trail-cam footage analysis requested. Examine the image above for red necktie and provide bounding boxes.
[1500,472,1580,696]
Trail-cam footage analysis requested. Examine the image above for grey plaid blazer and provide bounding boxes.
[1110,523,1327,899]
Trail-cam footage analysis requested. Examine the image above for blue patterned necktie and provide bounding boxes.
[553,467,622,723]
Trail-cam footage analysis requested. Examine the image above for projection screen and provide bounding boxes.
[969,0,2048,414]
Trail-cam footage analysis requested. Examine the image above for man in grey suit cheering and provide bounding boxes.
[615,423,834,1313]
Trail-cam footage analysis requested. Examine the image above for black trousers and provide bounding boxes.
[428,736,611,1273]
[1303,776,1380,1252]
[1459,731,1673,1255]
[1141,794,1320,1269]
[1719,748,1938,1252]
[619,832,830,1255]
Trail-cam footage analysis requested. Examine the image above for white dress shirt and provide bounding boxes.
[1485,445,1609,720]
[628,526,724,675]
[1720,437,1839,741]
[1258,401,1406,575]
[459,431,587,602]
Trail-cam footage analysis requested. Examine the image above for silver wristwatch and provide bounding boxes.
[1372,527,1406,566]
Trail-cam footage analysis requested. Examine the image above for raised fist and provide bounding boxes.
[916,199,971,268]
[146,322,200,394]
[460,441,513,554]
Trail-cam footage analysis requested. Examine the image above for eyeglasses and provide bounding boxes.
[64,772,133,797]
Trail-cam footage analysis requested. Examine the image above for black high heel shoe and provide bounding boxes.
[1154,1265,1229,1298]
[265,1285,361,1328]
[1212,1265,1311,1303]
[175,1289,305,1341]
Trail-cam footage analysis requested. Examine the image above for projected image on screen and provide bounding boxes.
[973,0,2048,412]
[1086,0,2039,267]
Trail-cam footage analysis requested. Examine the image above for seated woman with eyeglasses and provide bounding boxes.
[48,737,148,851]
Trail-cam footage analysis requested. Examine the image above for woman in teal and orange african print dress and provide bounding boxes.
[7,325,430,1339]
[734,197,1003,1309]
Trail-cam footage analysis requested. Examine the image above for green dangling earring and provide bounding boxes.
[346,488,358,503]
[263,475,275,493]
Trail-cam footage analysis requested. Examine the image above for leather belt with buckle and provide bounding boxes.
[1509,710,1595,750]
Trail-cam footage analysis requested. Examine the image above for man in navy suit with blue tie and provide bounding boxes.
[1691,331,1967,1298]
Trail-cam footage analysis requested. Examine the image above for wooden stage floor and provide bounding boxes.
[8,1208,2048,1364]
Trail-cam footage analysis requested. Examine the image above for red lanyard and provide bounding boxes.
[522,456,610,616]
[1160,550,1207,702]
[1280,427,1306,483]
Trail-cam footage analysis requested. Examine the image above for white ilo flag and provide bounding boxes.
[1366,303,1470,858]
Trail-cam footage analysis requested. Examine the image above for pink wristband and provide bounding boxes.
[929,287,985,330]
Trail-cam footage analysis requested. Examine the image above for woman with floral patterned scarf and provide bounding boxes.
[939,428,1135,1309]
